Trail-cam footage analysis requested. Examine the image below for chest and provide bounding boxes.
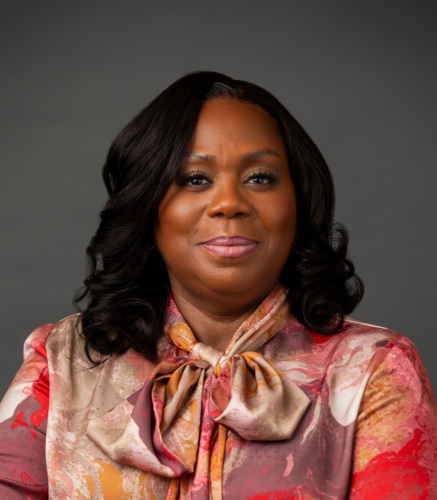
[45,384,356,500]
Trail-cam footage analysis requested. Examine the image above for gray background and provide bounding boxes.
[1,1,436,396]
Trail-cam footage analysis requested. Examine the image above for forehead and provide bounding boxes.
[189,99,286,155]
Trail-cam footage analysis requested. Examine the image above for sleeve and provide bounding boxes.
[0,324,52,499]
[349,337,437,499]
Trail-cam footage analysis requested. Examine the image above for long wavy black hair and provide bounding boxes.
[74,71,364,363]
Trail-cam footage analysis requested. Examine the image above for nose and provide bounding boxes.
[206,179,252,219]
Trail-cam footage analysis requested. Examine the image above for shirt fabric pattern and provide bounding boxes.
[1,286,436,499]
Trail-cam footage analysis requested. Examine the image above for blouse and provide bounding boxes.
[1,285,436,499]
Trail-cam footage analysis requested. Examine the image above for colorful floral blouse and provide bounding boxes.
[1,286,436,499]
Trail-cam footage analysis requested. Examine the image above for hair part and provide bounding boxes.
[74,71,364,364]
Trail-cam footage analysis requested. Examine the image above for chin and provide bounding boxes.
[204,277,279,302]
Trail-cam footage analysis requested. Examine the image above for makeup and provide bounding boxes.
[202,236,258,258]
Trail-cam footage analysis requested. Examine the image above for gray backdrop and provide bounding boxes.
[1,1,436,396]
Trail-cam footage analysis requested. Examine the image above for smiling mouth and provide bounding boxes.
[201,236,258,258]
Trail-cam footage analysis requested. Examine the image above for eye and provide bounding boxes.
[175,170,213,188]
[243,169,279,186]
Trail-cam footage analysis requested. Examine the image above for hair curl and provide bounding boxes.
[74,71,364,364]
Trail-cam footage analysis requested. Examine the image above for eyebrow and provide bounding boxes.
[241,149,282,161]
[184,148,282,162]
[184,152,215,162]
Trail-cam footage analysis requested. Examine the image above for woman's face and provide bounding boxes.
[154,99,297,308]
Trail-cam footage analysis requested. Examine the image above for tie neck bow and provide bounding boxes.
[87,284,310,499]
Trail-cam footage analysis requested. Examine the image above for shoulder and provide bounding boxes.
[0,316,82,424]
[310,317,427,389]
[343,319,436,409]
[305,316,419,369]
[40,314,160,408]
[329,317,426,381]
[271,315,409,370]
[25,313,82,358]
[272,315,434,414]
[3,314,82,393]
[23,314,97,383]
[317,318,435,426]
[313,316,404,350]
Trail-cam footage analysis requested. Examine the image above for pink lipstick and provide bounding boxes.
[202,236,258,258]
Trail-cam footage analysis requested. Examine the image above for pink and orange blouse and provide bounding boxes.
[1,286,436,499]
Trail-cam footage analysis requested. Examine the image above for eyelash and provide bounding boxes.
[176,170,212,187]
[243,169,279,185]
[176,169,279,188]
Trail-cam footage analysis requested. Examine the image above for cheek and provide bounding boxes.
[154,195,202,252]
[263,196,297,245]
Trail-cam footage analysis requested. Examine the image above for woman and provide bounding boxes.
[1,72,436,499]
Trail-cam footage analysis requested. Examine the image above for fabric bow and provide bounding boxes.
[87,285,310,499]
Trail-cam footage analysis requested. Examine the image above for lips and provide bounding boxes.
[201,236,258,258]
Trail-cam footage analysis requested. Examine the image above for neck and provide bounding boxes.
[170,289,262,352]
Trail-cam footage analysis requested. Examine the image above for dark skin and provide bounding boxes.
[154,99,297,351]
